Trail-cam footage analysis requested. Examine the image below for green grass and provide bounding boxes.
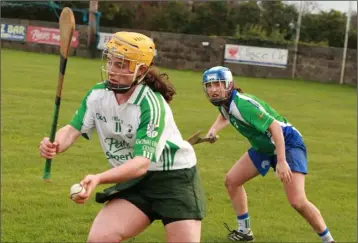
[1,48,356,242]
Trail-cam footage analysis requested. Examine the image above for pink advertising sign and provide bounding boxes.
[26,26,79,48]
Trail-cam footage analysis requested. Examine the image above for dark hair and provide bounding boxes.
[235,87,244,93]
[232,81,244,93]
[142,66,176,103]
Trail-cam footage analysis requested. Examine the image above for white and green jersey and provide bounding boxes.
[70,82,196,171]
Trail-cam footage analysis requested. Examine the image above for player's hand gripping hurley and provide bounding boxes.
[186,130,219,145]
[43,7,75,182]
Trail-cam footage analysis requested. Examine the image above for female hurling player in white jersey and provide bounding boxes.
[39,31,206,243]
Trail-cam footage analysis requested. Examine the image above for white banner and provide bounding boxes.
[224,44,288,68]
[97,32,113,50]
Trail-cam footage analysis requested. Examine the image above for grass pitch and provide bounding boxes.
[1,49,356,242]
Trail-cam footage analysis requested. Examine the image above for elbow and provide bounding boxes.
[268,120,280,132]
[268,120,284,141]
[137,167,149,177]
[136,158,150,176]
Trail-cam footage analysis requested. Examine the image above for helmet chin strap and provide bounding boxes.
[210,98,227,106]
[208,89,233,106]
[104,79,138,94]
[112,86,132,94]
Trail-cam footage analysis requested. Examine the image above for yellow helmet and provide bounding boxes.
[105,31,155,73]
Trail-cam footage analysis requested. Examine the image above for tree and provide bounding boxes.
[348,11,357,49]
[229,1,261,36]
[187,2,231,36]
[302,10,346,47]
[147,2,191,33]
[259,0,286,36]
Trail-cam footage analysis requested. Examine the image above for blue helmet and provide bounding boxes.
[202,66,234,106]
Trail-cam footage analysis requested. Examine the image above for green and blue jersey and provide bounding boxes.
[219,90,304,155]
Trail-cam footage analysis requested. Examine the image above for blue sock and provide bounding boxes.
[237,212,250,233]
[318,228,334,243]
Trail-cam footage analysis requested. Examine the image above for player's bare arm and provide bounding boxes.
[55,125,82,153]
[78,156,151,202]
[39,125,81,159]
[206,113,229,138]
[268,118,292,183]
[268,120,286,162]
[97,156,150,184]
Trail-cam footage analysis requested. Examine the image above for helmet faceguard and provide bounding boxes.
[202,66,234,106]
[101,32,156,93]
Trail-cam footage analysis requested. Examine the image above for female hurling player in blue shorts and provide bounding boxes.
[202,66,335,243]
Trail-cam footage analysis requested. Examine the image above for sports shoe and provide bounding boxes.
[224,223,255,241]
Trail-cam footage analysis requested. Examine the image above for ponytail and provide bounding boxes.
[142,66,176,103]
[235,87,244,93]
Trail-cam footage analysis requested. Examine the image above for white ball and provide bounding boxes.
[70,183,86,200]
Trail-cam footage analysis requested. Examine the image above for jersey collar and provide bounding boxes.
[223,89,237,112]
[127,84,148,104]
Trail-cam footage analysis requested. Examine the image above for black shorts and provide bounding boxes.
[95,166,206,225]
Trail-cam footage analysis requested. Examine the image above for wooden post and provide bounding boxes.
[88,0,98,58]
[291,1,303,79]
[339,1,352,85]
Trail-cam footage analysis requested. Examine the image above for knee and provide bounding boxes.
[224,173,243,190]
[288,197,308,212]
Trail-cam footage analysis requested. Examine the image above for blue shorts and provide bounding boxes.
[248,147,308,176]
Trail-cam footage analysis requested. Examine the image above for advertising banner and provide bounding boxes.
[224,44,288,68]
[26,26,79,48]
[1,24,27,41]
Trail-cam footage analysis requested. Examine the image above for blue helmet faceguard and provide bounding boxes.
[202,66,234,106]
